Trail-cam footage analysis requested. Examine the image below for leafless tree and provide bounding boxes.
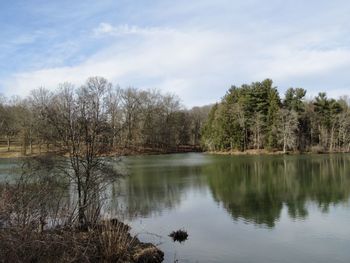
[278,109,299,153]
[33,77,121,227]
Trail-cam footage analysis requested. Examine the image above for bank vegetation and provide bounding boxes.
[202,79,350,154]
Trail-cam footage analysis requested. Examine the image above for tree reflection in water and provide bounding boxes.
[205,154,350,227]
[105,154,350,228]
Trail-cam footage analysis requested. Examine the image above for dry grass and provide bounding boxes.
[97,220,136,262]
[0,220,164,263]
[0,148,23,158]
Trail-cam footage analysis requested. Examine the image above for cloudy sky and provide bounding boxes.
[1,0,350,106]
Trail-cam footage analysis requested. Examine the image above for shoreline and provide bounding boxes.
[2,148,350,159]
[205,149,350,156]
[206,149,285,155]
[0,145,202,159]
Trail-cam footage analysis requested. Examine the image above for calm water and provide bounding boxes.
[2,154,350,262]
[112,153,350,263]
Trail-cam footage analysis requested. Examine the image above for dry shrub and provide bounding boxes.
[0,158,163,262]
[96,220,164,262]
[97,220,136,262]
[0,228,91,263]
[0,220,164,263]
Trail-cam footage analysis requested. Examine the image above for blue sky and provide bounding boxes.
[1,0,350,106]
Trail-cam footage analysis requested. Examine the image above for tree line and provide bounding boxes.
[0,77,210,155]
[202,79,350,153]
[2,77,350,155]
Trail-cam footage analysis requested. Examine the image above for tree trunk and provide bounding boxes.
[329,126,335,152]
[7,137,10,152]
[30,140,33,155]
[22,140,27,155]
[77,178,87,229]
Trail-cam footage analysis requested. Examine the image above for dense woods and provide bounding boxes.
[202,79,350,153]
[2,77,350,155]
[0,77,210,156]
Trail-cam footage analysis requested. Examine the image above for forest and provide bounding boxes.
[0,77,210,156]
[2,77,350,155]
[202,79,350,153]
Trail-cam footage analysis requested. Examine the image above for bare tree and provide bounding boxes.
[106,86,123,149]
[35,77,120,227]
[278,109,299,153]
[120,87,142,147]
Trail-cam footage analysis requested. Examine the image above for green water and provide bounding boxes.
[114,153,350,263]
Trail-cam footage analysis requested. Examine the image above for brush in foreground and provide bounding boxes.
[0,220,164,263]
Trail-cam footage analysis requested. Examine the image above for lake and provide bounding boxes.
[112,153,350,263]
[1,153,350,262]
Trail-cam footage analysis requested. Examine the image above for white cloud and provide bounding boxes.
[255,47,350,81]
[3,25,232,106]
[3,22,350,106]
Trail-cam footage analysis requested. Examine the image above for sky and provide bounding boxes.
[1,0,350,107]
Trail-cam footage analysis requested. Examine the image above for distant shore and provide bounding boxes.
[2,146,349,159]
[0,145,202,159]
[206,149,350,155]
[206,149,286,155]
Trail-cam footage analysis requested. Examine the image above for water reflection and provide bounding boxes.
[116,154,350,228]
[205,155,350,227]
[2,154,349,262]
[2,154,350,229]
[113,155,206,219]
